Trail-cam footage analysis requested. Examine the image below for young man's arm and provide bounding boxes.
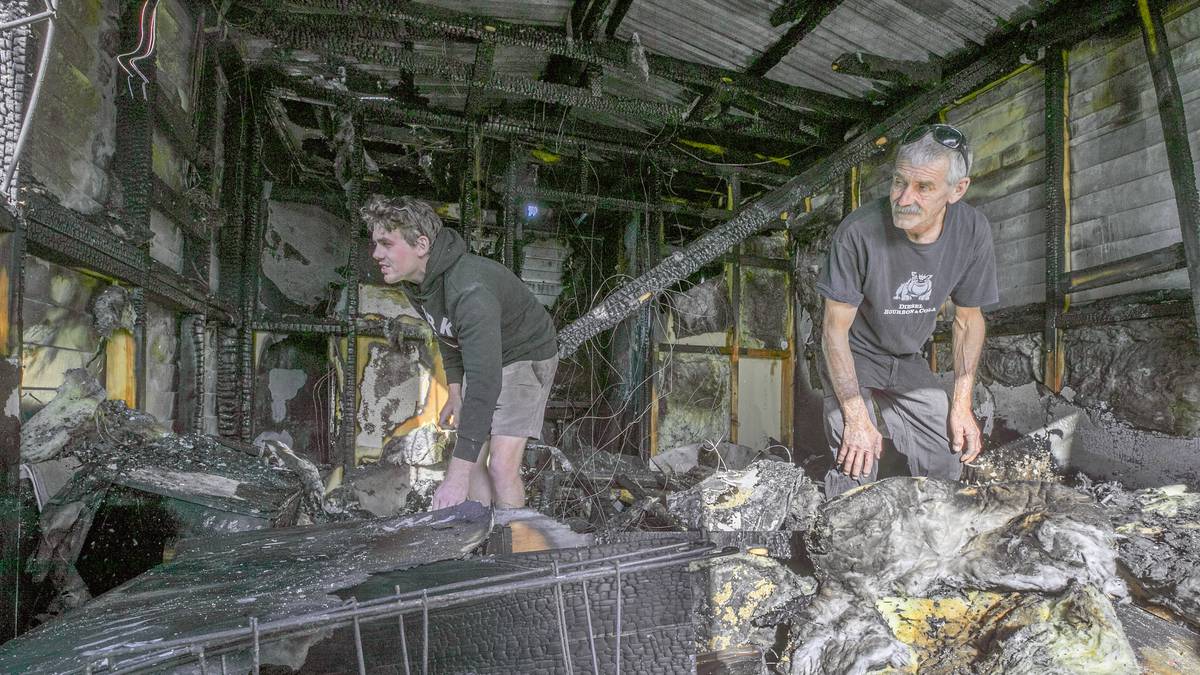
[949,305,986,463]
[822,299,882,479]
[431,285,503,509]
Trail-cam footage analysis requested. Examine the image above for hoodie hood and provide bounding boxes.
[412,227,468,299]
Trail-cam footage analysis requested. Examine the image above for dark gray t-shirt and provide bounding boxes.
[816,198,998,385]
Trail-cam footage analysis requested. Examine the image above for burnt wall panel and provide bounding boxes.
[19,255,106,419]
[1067,6,1200,303]
[945,64,1047,310]
[260,201,351,314]
[23,0,119,214]
[252,333,331,464]
[153,0,196,117]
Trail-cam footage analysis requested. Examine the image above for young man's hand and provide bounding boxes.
[431,457,472,510]
[440,383,463,428]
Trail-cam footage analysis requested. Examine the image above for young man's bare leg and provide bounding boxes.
[486,435,528,508]
[466,440,494,506]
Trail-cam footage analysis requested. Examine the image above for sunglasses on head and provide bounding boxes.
[901,124,970,173]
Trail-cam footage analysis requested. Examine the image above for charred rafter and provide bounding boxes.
[748,0,844,78]
[831,51,942,87]
[269,82,795,186]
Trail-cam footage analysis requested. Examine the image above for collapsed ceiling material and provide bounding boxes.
[0,502,494,673]
[19,369,329,621]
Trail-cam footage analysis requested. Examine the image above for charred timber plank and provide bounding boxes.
[510,186,732,221]
[830,51,942,86]
[1137,0,1200,334]
[153,85,206,166]
[1043,48,1069,393]
[555,0,1133,358]
[151,175,209,241]
[932,289,1193,339]
[605,0,634,39]
[1063,242,1187,293]
[747,0,844,77]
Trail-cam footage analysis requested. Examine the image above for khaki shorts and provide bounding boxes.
[467,355,558,440]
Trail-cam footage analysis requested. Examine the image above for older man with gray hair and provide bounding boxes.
[816,123,998,498]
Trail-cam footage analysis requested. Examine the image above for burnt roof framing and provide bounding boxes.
[243,27,827,145]
[268,83,793,186]
[234,0,870,119]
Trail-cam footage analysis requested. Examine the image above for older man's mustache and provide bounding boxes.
[892,203,922,216]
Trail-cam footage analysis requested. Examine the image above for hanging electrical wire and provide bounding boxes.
[115,0,160,100]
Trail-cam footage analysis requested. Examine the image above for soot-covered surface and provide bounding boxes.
[1087,481,1200,629]
[0,503,492,673]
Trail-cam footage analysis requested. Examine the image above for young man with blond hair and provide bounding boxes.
[362,195,558,510]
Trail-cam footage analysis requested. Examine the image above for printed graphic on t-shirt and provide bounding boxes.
[884,272,937,316]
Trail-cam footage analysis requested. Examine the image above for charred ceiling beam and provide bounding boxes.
[748,0,844,78]
[555,0,1135,358]
[464,41,496,117]
[605,0,635,38]
[270,84,792,185]
[830,51,942,87]
[508,185,733,221]
[238,0,869,119]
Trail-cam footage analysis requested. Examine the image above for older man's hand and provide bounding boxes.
[949,404,983,464]
[838,415,883,480]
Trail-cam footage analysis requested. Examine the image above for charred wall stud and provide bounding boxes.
[336,107,365,475]
[1043,48,1069,393]
[238,114,266,442]
[1137,0,1200,336]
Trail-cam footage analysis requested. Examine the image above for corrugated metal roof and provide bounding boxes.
[615,0,1043,100]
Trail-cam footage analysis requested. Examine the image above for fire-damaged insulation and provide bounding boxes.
[779,478,1135,675]
[1083,480,1200,630]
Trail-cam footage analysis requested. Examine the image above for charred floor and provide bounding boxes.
[3,0,1200,673]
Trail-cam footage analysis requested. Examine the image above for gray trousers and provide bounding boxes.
[821,354,962,498]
